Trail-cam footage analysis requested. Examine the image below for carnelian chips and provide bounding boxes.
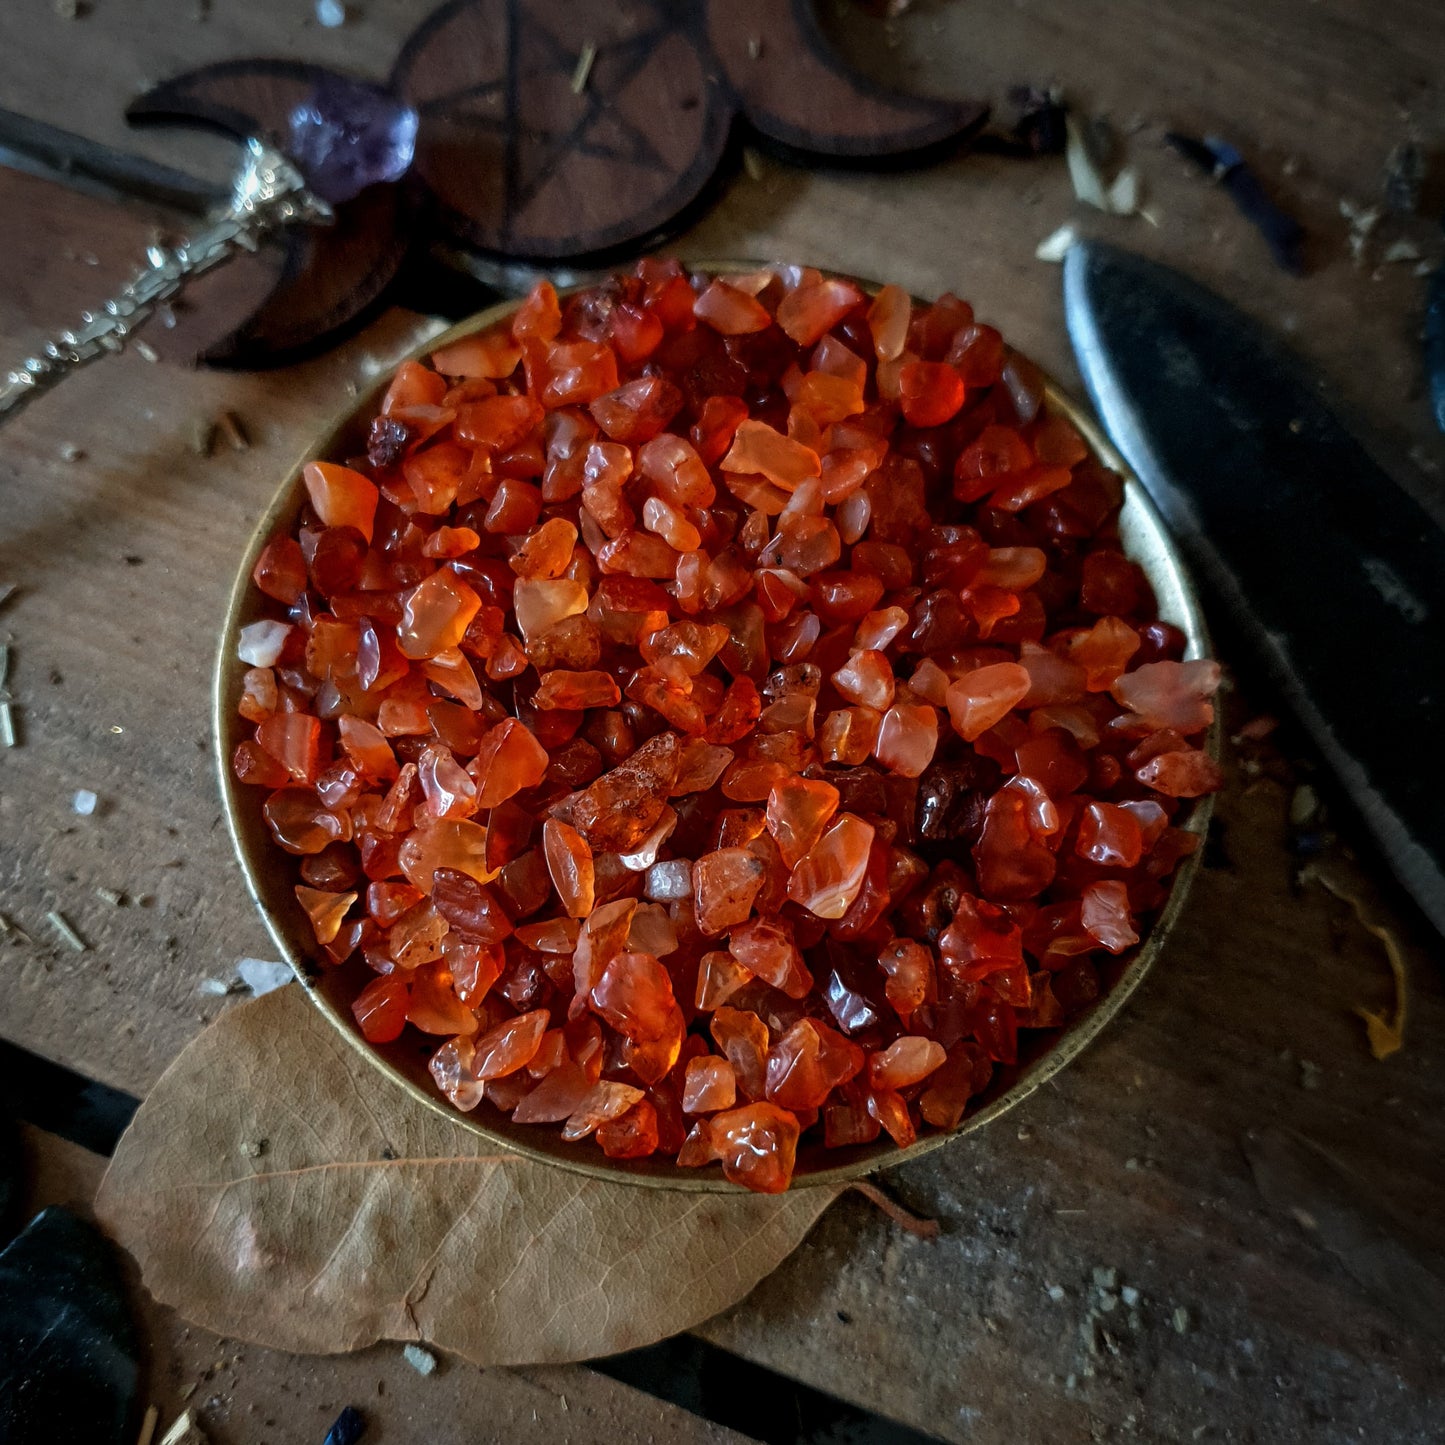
[234,261,1222,1193]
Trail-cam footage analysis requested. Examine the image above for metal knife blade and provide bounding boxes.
[1064,241,1445,936]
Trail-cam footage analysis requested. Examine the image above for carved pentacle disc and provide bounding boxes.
[393,0,731,261]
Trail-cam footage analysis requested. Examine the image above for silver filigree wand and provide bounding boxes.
[0,139,332,422]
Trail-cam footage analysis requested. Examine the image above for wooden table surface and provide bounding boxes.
[3,2,1444,1442]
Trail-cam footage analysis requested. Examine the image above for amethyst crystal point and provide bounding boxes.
[288,74,417,204]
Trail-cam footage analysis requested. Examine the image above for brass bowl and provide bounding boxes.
[216,266,1216,1191]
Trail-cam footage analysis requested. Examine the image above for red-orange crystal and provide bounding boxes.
[240,260,1220,1192]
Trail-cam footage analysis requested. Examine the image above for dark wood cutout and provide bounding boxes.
[128,60,412,369]
[706,0,987,157]
[392,0,733,260]
[129,0,988,361]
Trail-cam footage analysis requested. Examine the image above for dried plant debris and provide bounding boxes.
[157,1411,208,1445]
[216,411,249,451]
[977,86,1067,157]
[1065,113,1141,216]
[1035,224,1079,264]
[47,909,87,952]
[1300,863,1407,1060]
[1166,133,1305,273]
[1383,141,1425,216]
[571,43,596,96]
[1340,199,1380,266]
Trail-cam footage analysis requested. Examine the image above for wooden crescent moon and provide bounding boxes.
[706,0,987,157]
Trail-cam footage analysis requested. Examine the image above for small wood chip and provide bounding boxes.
[135,1404,160,1445]
[158,1410,207,1445]
[191,419,217,456]
[571,43,596,95]
[216,411,249,451]
[96,887,125,906]
[46,909,87,951]
[134,340,160,364]
[0,912,32,943]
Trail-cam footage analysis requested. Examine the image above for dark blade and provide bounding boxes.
[1065,241,1445,936]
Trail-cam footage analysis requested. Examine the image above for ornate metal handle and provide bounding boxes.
[0,138,331,422]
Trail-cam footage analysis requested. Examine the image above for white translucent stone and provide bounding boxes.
[238,957,293,995]
[237,620,292,667]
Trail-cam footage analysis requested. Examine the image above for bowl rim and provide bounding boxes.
[215,261,1217,1192]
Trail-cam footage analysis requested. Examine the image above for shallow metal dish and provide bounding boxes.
[216,266,1216,1191]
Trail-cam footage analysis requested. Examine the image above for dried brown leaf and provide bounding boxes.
[95,987,839,1365]
[1301,862,1409,1060]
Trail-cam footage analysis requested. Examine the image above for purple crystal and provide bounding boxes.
[288,74,418,205]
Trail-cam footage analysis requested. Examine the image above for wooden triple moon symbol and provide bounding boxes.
[129,0,986,362]
[394,0,987,258]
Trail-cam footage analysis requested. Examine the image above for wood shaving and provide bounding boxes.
[570,43,596,95]
[216,411,249,451]
[46,909,87,951]
[135,1404,160,1445]
[1064,113,1141,217]
[1301,863,1408,1059]
[158,1411,207,1445]
[1035,224,1078,263]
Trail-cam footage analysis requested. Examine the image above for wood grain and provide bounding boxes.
[2,1,1445,1441]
